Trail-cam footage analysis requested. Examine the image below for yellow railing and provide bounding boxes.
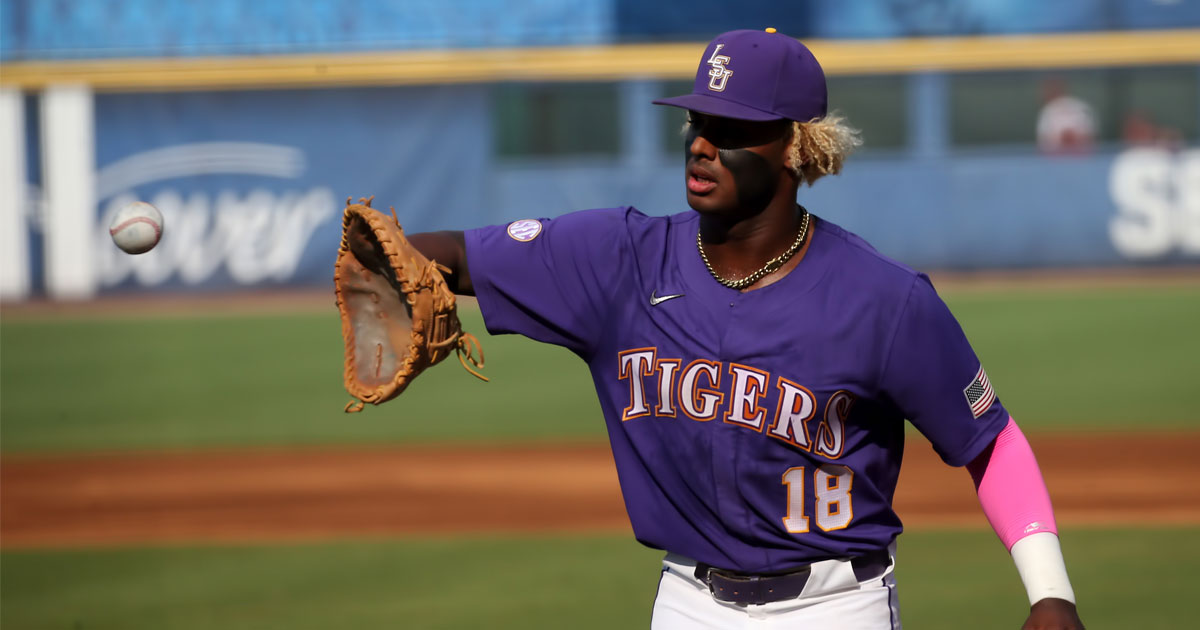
[2,29,1198,92]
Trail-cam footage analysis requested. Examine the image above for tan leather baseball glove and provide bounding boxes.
[334,197,486,413]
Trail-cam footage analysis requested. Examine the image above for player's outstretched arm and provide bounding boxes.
[966,417,1085,630]
[407,231,473,295]
[347,226,473,296]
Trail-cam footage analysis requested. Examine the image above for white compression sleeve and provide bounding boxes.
[1009,531,1076,605]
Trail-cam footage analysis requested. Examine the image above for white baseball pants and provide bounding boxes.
[650,551,900,629]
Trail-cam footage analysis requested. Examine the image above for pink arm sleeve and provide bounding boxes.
[966,416,1058,551]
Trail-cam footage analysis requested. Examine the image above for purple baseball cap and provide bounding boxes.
[653,28,828,122]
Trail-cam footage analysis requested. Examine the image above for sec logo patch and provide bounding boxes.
[507,219,543,242]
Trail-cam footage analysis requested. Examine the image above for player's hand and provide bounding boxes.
[1022,598,1084,629]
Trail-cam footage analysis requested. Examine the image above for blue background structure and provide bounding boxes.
[4,1,1199,294]
[4,0,1199,60]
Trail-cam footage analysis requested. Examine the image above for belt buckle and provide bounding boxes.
[699,566,720,597]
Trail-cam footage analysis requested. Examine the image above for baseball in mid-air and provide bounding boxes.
[108,201,164,254]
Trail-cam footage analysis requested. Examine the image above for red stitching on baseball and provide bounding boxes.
[109,216,162,239]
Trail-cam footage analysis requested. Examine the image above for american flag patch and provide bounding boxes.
[963,365,996,418]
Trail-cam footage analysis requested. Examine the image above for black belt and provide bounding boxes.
[693,549,891,606]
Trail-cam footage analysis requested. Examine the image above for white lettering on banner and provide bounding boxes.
[1109,148,1200,259]
[96,187,334,287]
[1181,151,1200,254]
[93,142,336,288]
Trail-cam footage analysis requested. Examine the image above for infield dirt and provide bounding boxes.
[3,431,1198,548]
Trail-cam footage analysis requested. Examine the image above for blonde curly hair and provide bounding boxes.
[786,113,863,186]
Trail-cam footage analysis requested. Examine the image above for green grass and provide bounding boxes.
[2,527,1193,629]
[0,309,603,452]
[0,536,664,630]
[895,527,1198,630]
[943,286,1200,428]
[2,285,1197,453]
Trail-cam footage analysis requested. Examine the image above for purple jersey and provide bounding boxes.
[465,207,1008,573]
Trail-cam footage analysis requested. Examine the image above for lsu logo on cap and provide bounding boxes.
[506,219,543,242]
[706,44,732,92]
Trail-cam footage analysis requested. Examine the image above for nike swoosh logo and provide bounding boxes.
[649,291,685,306]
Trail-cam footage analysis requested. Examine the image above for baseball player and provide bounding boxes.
[399,29,1086,629]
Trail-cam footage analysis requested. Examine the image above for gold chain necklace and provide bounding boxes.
[697,209,810,290]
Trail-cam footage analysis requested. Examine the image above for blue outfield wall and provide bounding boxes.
[493,150,1200,270]
[27,85,1193,296]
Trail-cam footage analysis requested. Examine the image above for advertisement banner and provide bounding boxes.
[91,86,488,294]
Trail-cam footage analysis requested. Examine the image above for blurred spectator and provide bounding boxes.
[1036,77,1096,155]
[1122,109,1184,150]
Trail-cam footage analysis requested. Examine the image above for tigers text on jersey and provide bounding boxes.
[466,207,1008,573]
